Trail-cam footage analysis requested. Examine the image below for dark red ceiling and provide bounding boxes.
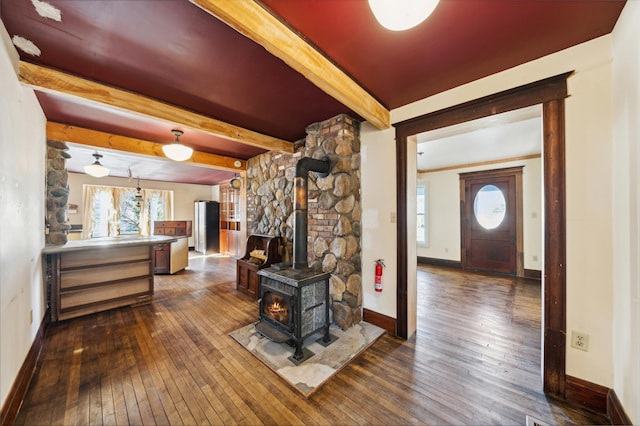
[0,0,626,184]
[262,0,625,108]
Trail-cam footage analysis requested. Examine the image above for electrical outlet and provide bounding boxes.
[390,212,397,223]
[571,331,589,351]
[533,255,538,262]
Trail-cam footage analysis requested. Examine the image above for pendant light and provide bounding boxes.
[368,0,439,31]
[135,176,143,207]
[163,129,193,161]
[84,152,110,178]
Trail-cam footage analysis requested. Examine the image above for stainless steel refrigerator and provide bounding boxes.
[194,201,220,254]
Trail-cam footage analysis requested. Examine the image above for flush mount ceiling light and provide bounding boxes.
[163,129,193,162]
[368,0,439,31]
[84,152,110,178]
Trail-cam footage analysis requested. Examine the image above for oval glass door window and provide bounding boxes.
[474,185,506,229]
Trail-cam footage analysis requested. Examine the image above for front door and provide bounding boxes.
[460,167,523,275]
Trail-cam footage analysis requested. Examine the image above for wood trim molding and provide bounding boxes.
[0,312,49,426]
[565,375,609,415]
[524,269,542,280]
[395,72,572,137]
[418,154,541,174]
[47,122,247,172]
[191,0,390,130]
[607,388,633,425]
[565,376,633,424]
[542,97,567,397]
[417,256,461,269]
[363,309,396,335]
[396,132,408,339]
[19,61,293,153]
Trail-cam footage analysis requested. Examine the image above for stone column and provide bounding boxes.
[245,114,362,330]
[46,140,71,245]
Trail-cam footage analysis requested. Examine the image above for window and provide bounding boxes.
[417,182,429,246]
[119,189,141,234]
[83,185,173,238]
[473,184,506,230]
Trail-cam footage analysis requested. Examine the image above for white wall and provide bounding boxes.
[611,2,640,423]
[0,23,47,407]
[361,125,397,318]
[67,173,215,247]
[418,157,542,271]
[361,33,624,390]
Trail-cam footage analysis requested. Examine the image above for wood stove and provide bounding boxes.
[256,268,334,364]
[254,156,337,364]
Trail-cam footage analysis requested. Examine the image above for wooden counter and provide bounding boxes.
[43,236,176,321]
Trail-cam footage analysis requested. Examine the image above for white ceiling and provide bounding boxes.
[416,105,542,172]
[65,144,235,186]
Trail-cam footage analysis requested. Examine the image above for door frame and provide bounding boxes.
[460,167,524,276]
[394,72,571,398]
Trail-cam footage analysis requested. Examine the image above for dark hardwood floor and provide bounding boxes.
[14,255,609,425]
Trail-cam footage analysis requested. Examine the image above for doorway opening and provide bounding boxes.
[395,72,571,398]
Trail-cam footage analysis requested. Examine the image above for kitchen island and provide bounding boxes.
[43,235,177,321]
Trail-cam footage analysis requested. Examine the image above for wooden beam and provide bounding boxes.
[190,0,391,130]
[20,61,293,154]
[47,122,246,172]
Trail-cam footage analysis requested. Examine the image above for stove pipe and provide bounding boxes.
[293,157,331,270]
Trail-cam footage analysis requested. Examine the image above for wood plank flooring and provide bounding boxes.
[14,256,609,425]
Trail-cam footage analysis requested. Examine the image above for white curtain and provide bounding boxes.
[82,185,115,238]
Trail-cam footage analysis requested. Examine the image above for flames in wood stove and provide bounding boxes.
[262,290,291,329]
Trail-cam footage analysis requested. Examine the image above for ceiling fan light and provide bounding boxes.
[84,153,110,178]
[162,143,193,161]
[368,0,439,31]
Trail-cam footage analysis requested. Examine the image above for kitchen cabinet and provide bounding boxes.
[153,221,191,274]
[43,236,176,321]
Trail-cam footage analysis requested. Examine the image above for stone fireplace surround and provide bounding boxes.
[246,114,361,330]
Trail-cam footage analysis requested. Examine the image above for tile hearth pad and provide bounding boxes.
[229,321,385,398]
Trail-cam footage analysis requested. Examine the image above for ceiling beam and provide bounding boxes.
[190,0,391,130]
[20,61,294,153]
[47,122,246,172]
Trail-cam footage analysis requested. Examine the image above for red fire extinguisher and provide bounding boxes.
[375,259,385,292]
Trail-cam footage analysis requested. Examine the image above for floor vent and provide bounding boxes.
[525,415,549,426]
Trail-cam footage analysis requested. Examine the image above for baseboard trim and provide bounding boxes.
[363,308,396,336]
[565,375,609,415]
[565,375,633,424]
[524,269,542,280]
[607,388,632,425]
[417,256,461,269]
[0,311,49,426]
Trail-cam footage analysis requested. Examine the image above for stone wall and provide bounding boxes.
[246,114,361,329]
[46,140,71,245]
